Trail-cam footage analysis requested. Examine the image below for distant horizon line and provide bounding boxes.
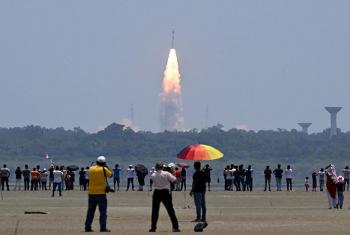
[0,123,345,135]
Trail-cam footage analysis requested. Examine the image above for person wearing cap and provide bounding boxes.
[84,156,112,232]
[126,165,135,191]
[149,163,180,232]
[40,168,48,190]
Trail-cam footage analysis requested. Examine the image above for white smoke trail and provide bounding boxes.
[160,49,184,131]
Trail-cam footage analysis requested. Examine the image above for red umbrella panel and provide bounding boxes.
[176,162,190,168]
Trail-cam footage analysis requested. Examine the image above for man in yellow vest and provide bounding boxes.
[84,156,112,232]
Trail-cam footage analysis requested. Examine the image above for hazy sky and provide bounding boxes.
[1,1,349,133]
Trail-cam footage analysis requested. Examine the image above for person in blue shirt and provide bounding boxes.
[113,164,121,191]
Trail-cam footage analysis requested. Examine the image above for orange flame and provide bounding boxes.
[160,48,184,131]
[162,49,181,94]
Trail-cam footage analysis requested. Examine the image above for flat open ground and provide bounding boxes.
[0,190,349,235]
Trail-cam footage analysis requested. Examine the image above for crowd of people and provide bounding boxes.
[0,160,350,232]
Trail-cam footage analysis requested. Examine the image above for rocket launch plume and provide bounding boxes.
[160,48,184,131]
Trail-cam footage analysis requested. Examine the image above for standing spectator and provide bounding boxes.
[203,164,212,192]
[61,166,67,190]
[85,166,90,190]
[149,163,180,232]
[66,170,75,190]
[84,156,112,232]
[245,165,253,191]
[264,166,272,191]
[318,168,325,191]
[325,164,338,209]
[79,167,86,191]
[273,164,283,191]
[336,176,345,209]
[40,168,48,190]
[223,166,229,190]
[305,177,309,191]
[1,164,10,191]
[137,171,147,191]
[175,167,181,191]
[238,164,246,191]
[36,165,41,189]
[233,165,240,191]
[284,165,293,192]
[180,168,186,191]
[14,166,22,191]
[342,166,350,191]
[30,168,40,191]
[149,167,156,191]
[22,164,31,191]
[226,166,234,191]
[52,166,63,197]
[113,164,121,191]
[190,161,207,222]
[126,165,135,191]
[48,165,54,190]
[312,171,317,192]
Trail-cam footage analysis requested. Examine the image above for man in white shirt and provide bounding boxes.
[52,166,63,197]
[284,165,293,191]
[126,165,135,191]
[149,163,180,232]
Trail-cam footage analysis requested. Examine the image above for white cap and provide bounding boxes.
[43,168,47,171]
[168,163,175,168]
[129,164,133,167]
[97,156,106,163]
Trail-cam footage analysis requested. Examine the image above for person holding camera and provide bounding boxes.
[149,163,180,232]
[84,156,112,232]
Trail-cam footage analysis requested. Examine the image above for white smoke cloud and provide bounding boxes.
[119,118,139,132]
[236,124,250,131]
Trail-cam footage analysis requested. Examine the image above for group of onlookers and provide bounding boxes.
[0,164,91,192]
[223,164,254,191]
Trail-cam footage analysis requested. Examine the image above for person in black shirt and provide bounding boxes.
[245,165,253,191]
[14,166,22,191]
[203,164,212,192]
[190,161,207,222]
[48,165,54,190]
[264,166,272,191]
[273,164,283,191]
[22,164,31,191]
[79,167,86,191]
[239,164,246,191]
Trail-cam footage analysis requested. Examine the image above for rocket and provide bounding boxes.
[171,30,175,48]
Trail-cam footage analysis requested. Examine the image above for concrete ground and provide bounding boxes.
[0,189,349,235]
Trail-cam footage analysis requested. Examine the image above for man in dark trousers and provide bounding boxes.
[190,161,207,222]
[273,164,283,191]
[84,156,112,232]
[1,164,10,191]
[22,164,31,191]
[264,166,272,191]
[149,163,180,232]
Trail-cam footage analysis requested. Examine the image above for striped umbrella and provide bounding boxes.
[177,144,223,161]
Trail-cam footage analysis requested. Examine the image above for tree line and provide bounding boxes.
[0,123,349,165]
